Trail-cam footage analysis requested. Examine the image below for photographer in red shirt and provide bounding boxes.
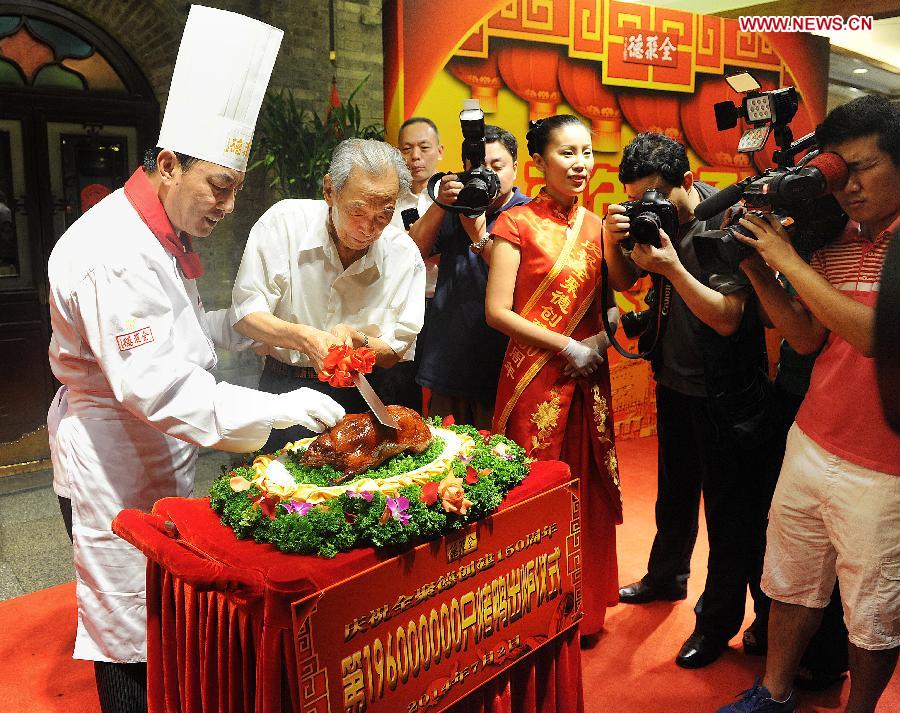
[716,95,900,713]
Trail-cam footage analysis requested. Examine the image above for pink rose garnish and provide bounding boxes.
[437,475,473,516]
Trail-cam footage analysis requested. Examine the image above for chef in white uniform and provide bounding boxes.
[45,7,344,712]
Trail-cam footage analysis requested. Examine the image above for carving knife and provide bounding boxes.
[351,372,399,429]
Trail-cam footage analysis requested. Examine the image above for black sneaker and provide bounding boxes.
[715,678,797,712]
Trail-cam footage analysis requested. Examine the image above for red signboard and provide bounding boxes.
[622,32,678,67]
[291,482,582,712]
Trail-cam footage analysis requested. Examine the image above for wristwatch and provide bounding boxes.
[470,234,491,253]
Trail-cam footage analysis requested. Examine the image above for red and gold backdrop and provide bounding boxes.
[384,0,830,438]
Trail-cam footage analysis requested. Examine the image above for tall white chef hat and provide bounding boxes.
[156,5,283,172]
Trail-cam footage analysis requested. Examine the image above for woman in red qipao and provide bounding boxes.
[485,115,621,640]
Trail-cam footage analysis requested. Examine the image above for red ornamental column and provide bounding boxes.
[447,54,503,114]
[496,44,561,121]
[617,90,684,143]
[557,56,622,153]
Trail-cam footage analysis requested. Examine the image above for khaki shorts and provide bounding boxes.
[762,423,900,651]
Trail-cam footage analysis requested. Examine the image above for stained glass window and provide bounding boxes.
[0,14,126,93]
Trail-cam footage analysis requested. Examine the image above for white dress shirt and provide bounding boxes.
[232,199,426,367]
[391,186,439,297]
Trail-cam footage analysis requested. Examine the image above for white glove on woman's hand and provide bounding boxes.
[272,388,345,432]
[559,337,604,376]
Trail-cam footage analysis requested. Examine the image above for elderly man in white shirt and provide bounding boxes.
[232,138,426,451]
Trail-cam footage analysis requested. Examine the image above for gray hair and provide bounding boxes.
[328,138,411,195]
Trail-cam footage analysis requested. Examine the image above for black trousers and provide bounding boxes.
[377,298,432,415]
[644,383,776,641]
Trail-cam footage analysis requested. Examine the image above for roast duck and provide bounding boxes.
[300,405,433,479]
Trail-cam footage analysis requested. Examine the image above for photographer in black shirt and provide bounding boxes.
[604,132,776,668]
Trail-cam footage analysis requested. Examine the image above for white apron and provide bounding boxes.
[47,188,276,662]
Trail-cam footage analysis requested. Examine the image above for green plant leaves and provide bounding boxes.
[251,76,386,199]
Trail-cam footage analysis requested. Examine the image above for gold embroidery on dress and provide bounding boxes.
[530,389,561,454]
[606,447,621,491]
[592,385,609,436]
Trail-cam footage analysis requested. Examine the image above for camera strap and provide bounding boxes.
[600,247,670,361]
[426,172,491,218]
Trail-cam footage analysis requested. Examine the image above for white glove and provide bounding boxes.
[559,337,604,375]
[272,388,345,432]
[605,306,620,336]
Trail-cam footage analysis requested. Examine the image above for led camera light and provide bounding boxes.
[745,95,773,123]
[738,126,771,153]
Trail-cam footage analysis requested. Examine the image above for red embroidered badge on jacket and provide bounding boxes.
[116,327,154,351]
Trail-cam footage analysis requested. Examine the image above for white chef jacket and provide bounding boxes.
[231,199,425,367]
[390,186,438,297]
[47,172,281,662]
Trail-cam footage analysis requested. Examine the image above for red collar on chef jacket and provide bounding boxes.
[123,167,204,279]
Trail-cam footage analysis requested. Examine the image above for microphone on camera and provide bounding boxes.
[693,152,849,223]
[694,179,751,222]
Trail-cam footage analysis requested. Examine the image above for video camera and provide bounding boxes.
[694,72,848,274]
[427,99,500,218]
[693,72,850,275]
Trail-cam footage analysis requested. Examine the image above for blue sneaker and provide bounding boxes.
[715,678,797,712]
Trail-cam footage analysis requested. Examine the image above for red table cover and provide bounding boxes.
[114,461,585,713]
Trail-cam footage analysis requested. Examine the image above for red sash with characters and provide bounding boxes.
[493,205,604,435]
[490,196,623,630]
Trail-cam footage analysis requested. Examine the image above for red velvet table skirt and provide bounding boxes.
[114,461,585,713]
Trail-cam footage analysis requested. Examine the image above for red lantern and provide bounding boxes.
[680,76,751,170]
[496,44,561,121]
[447,54,503,114]
[557,57,621,153]
[618,90,684,143]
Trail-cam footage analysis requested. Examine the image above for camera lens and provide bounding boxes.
[631,211,662,246]
[458,176,490,209]
[621,310,652,339]
[456,167,500,216]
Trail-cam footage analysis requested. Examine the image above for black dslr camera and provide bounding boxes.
[694,72,849,274]
[614,189,678,345]
[616,188,678,346]
[428,99,500,218]
[620,188,679,251]
[620,282,662,340]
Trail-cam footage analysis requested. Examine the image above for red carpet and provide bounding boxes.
[2,435,898,712]
[0,581,99,713]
